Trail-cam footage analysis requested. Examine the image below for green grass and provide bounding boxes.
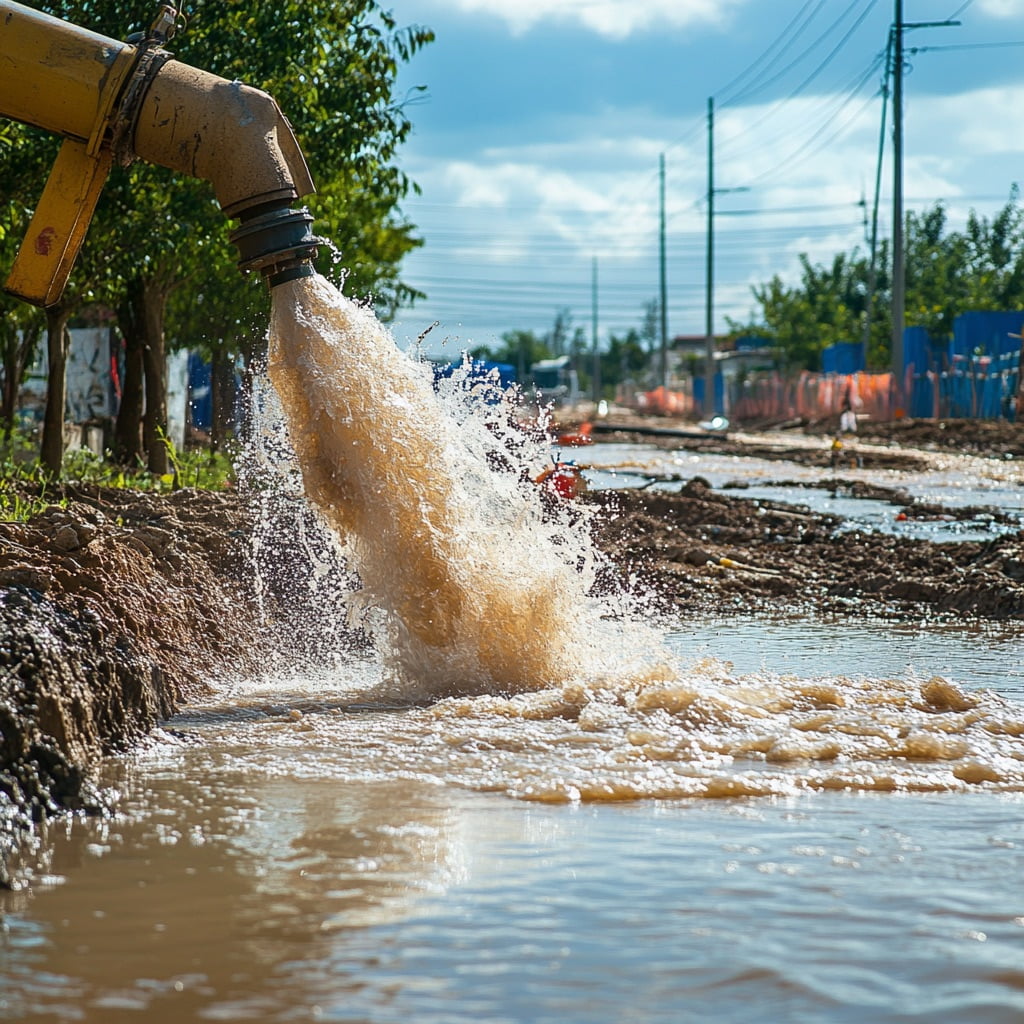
[0,427,237,523]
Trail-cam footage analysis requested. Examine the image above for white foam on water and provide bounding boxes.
[240,273,1024,798]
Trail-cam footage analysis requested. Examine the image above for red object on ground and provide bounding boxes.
[556,422,593,447]
[534,463,587,500]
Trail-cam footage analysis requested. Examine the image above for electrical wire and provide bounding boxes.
[716,0,827,108]
[724,0,879,109]
[945,0,974,19]
[716,45,885,162]
[907,41,1024,54]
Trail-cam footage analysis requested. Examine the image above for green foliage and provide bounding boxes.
[473,330,554,373]
[157,427,236,490]
[0,439,67,522]
[601,328,650,390]
[2,1,434,337]
[59,441,236,492]
[737,191,1024,371]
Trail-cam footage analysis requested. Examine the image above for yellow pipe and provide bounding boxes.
[133,60,314,220]
[0,2,136,149]
[0,1,318,306]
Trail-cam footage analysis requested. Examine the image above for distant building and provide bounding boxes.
[530,355,580,405]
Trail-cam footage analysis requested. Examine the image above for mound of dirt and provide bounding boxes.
[0,485,264,885]
[585,479,1024,622]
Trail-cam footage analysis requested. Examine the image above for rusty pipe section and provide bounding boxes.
[132,60,319,287]
[0,1,319,305]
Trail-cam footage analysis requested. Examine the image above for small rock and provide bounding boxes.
[0,566,54,593]
[130,527,174,557]
[51,525,82,552]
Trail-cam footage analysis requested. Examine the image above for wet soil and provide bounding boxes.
[585,412,1024,470]
[587,478,1024,622]
[3,415,1024,882]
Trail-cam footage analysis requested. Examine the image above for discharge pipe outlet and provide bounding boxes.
[131,58,320,284]
[0,0,319,305]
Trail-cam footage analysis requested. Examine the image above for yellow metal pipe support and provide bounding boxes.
[0,1,317,304]
[0,1,137,150]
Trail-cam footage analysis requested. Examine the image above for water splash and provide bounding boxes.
[266,273,650,698]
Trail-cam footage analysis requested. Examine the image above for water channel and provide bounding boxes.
[3,613,1024,1023]
[5,280,1024,1021]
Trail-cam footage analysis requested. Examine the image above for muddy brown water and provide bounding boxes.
[3,615,1024,1023]
[5,277,1024,1021]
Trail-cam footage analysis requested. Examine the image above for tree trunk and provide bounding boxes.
[40,304,72,477]
[140,278,169,475]
[209,347,234,455]
[1,317,40,446]
[114,280,146,465]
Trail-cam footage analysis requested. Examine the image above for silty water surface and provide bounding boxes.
[582,438,1024,541]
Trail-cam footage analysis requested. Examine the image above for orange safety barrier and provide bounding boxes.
[631,371,895,424]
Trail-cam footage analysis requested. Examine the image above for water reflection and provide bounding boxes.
[5,614,1024,1021]
[670,615,1024,700]
[581,440,1024,540]
[2,771,463,1021]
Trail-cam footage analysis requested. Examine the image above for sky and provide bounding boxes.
[379,0,1024,362]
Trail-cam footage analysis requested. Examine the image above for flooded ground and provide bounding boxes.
[581,439,1024,541]
[4,613,1024,1023]
[5,280,1024,1021]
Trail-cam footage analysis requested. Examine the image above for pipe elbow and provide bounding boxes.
[132,59,319,284]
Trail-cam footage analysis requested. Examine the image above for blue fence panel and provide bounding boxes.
[821,342,863,375]
[953,311,1024,359]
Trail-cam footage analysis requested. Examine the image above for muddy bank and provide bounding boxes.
[586,478,1024,622]
[0,487,264,885]
[0,481,369,882]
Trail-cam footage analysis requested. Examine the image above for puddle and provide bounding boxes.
[668,614,1024,702]
[580,442,1024,541]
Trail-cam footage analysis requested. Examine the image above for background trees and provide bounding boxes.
[736,191,1024,371]
[0,0,432,471]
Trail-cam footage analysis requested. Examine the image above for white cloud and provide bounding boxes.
[441,0,745,39]
[976,0,1024,17]
[395,76,1024,350]
[917,85,1024,157]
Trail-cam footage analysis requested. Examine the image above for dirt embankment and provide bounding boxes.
[586,478,1024,622]
[0,487,261,885]
[4,416,1024,883]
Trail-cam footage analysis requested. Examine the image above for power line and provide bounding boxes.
[717,0,828,108]
[724,0,880,108]
[727,77,884,191]
[717,46,885,162]
[907,40,1024,54]
[945,0,974,19]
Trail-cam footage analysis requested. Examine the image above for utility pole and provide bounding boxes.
[591,255,600,404]
[863,28,893,370]
[704,96,748,419]
[891,0,904,413]
[705,97,715,417]
[890,3,960,414]
[658,153,668,389]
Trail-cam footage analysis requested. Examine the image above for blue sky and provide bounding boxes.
[380,0,1024,361]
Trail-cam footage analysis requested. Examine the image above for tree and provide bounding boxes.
[472,330,553,378]
[744,252,877,371]
[640,298,660,356]
[3,0,433,471]
[0,201,43,447]
[737,193,1024,372]
[601,328,649,396]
